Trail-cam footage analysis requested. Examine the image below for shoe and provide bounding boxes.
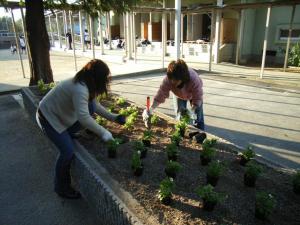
[193,132,207,144]
[188,131,200,139]
[55,187,81,199]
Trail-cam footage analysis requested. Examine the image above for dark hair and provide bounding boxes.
[167,59,190,83]
[73,59,111,100]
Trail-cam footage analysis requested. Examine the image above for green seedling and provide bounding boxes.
[255,192,276,220]
[165,160,182,178]
[143,130,153,141]
[157,177,175,203]
[95,115,107,126]
[37,79,55,94]
[150,114,160,125]
[131,150,142,170]
[207,160,226,178]
[196,184,227,210]
[170,130,182,146]
[166,143,179,161]
[116,97,126,106]
[292,170,300,194]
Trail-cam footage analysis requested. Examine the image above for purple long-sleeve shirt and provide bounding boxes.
[153,68,203,108]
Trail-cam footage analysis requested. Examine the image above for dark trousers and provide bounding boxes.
[37,102,95,192]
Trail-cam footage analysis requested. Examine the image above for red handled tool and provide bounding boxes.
[144,96,151,129]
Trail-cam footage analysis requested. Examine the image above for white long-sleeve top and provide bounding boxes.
[39,78,117,137]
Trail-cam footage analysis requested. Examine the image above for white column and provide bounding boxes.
[126,12,133,59]
[209,10,216,72]
[55,12,62,48]
[11,9,25,78]
[89,15,95,59]
[180,14,184,58]
[162,0,167,68]
[148,12,152,42]
[79,11,85,52]
[133,13,137,63]
[214,0,223,63]
[175,0,181,60]
[69,11,77,71]
[235,9,244,65]
[260,6,272,79]
[107,12,112,50]
[20,7,32,67]
[284,5,296,72]
[48,16,54,46]
[98,12,104,55]
[63,10,68,49]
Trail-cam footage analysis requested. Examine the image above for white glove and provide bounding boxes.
[142,108,152,122]
[101,130,114,142]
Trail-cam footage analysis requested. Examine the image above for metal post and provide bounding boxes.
[11,9,25,78]
[20,7,32,67]
[123,13,128,58]
[162,0,167,68]
[260,6,271,79]
[63,10,68,49]
[175,0,181,60]
[55,12,62,48]
[69,11,77,71]
[98,11,104,55]
[180,14,184,58]
[48,15,54,46]
[107,12,112,50]
[127,12,133,59]
[79,11,85,52]
[235,9,244,65]
[89,15,95,59]
[283,5,296,72]
[133,13,137,63]
[209,10,215,72]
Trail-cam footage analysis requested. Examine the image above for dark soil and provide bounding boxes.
[77,95,300,225]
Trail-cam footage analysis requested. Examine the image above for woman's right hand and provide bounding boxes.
[102,130,114,142]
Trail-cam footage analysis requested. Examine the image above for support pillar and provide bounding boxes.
[260,6,272,79]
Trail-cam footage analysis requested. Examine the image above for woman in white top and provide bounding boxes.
[37,59,126,199]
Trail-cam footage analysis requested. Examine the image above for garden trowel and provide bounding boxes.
[144,96,151,129]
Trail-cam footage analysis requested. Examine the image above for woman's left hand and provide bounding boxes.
[115,114,126,125]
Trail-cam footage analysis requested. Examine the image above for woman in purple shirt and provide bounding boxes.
[143,59,205,130]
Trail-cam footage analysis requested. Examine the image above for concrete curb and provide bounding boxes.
[21,87,160,225]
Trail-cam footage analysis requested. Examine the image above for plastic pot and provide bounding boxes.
[206,175,219,187]
[244,174,256,187]
[200,155,211,166]
[142,139,151,147]
[165,169,176,179]
[160,196,172,205]
[202,200,217,211]
[133,166,144,176]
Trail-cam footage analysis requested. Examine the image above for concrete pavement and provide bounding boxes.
[0,94,99,225]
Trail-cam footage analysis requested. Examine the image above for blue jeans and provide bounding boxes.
[37,101,95,192]
[173,95,205,130]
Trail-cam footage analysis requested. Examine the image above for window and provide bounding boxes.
[276,24,300,43]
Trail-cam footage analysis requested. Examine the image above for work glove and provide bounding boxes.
[115,114,126,125]
[101,130,114,142]
[142,108,152,122]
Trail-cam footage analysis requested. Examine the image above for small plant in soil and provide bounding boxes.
[106,138,122,158]
[96,93,107,101]
[116,97,126,106]
[157,177,175,205]
[292,170,300,194]
[107,104,115,112]
[119,106,138,116]
[244,161,263,187]
[166,143,179,161]
[255,191,276,220]
[150,114,160,125]
[37,79,55,95]
[239,146,255,166]
[200,140,216,166]
[202,138,217,149]
[175,120,188,137]
[206,160,226,186]
[165,160,182,179]
[170,130,182,146]
[142,130,153,147]
[131,151,143,176]
[133,141,147,158]
[123,112,138,130]
[95,115,107,126]
[196,184,227,211]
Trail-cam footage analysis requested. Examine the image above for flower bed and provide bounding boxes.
[77,94,300,225]
[22,86,300,225]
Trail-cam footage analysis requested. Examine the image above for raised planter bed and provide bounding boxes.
[22,87,300,225]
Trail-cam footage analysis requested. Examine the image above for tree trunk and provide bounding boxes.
[26,0,53,85]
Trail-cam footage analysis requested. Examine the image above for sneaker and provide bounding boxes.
[55,187,81,199]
